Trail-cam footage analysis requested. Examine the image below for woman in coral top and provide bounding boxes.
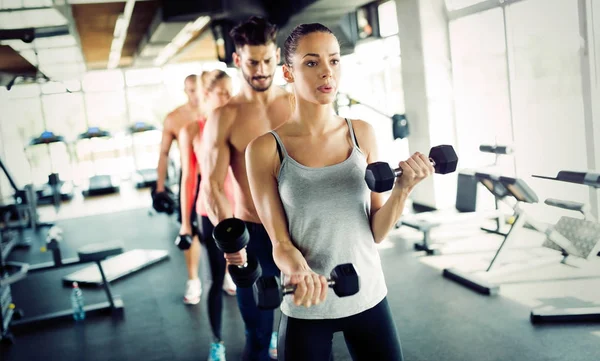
[178,69,236,361]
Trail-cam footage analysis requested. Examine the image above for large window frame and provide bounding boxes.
[446,0,598,217]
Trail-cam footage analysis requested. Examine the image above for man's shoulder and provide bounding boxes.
[274,86,292,100]
[167,104,186,118]
[209,101,238,123]
[164,105,185,126]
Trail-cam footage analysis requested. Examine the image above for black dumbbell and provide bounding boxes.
[252,263,360,310]
[151,185,176,215]
[365,145,458,193]
[175,234,193,250]
[213,218,262,288]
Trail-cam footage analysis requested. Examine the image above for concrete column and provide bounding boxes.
[396,0,457,209]
[583,0,600,217]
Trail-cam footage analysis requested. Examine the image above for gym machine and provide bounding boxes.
[128,122,160,189]
[528,170,600,324]
[442,172,542,295]
[0,227,125,344]
[61,248,169,287]
[26,131,75,207]
[0,156,53,232]
[478,144,515,236]
[76,127,120,197]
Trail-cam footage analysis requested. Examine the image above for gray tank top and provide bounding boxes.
[271,118,387,319]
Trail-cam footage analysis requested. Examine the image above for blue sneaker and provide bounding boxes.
[269,331,277,360]
[208,342,226,361]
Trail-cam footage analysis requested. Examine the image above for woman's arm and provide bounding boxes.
[178,123,199,235]
[353,120,433,243]
[246,133,327,307]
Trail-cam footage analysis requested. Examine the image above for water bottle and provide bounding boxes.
[71,282,86,321]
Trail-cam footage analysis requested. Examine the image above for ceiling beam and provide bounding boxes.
[52,0,87,74]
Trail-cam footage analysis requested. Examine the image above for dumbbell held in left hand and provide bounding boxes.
[253,263,360,310]
[365,145,458,193]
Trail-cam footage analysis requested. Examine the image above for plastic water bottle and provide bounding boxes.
[71,282,86,321]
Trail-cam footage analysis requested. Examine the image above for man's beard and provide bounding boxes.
[242,68,274,92]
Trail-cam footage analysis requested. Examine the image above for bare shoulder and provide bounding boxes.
[181,121,199,139]
[212,100,239,125]
[350,118,375,136]
[348,118,377,153]
[248,131,276,154]
[275,86,291,99]
[275,87,293,107]
[247,131,278,166]
[164,105,184,128]
[205,102,239,138]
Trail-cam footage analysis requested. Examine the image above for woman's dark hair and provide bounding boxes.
[283,23,335,66]
[229,16,278,51]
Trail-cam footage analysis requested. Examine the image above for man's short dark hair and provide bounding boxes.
[229,16,278,51]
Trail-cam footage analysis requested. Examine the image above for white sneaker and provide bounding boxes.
[184,279,202,304]
[222,272,237,296]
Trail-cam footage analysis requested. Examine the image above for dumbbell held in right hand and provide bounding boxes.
[365,145,458,193]
[253,263,360,310]
[213,218,262,288]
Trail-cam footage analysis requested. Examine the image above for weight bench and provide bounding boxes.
[529,203,600,324]
[401,170,508,255]
[443,174,540,295]
[8,243,125,335]
[401,209,503,255]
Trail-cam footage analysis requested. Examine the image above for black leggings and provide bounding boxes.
[278,297,403,361]
[199,216,227,341]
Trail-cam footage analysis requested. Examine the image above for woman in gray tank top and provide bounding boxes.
[245,23,434,361]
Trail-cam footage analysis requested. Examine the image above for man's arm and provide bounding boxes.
[156,114,175,192]
[200,106,235,225]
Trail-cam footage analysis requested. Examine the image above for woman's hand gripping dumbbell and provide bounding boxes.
[365,145,458,193]
[252,263,360,310]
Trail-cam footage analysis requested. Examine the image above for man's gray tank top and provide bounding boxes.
[270,118,387,320]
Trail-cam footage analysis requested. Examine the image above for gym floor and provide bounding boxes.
[1,188,599,361]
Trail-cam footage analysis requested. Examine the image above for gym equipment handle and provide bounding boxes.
[391,158,437,177]
[282,279,336,295]
[544,198,585,212]
[479,145,513,155]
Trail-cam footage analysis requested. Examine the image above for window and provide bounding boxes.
[126,85,173,126]
[125,68,163,87]
[84,91,127,133]
[338,39,408,166]
[42,92,87,141]
[506,0,588,219]
[449,8,513,174]
[378,1,399,37]
[82,70,124,92]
